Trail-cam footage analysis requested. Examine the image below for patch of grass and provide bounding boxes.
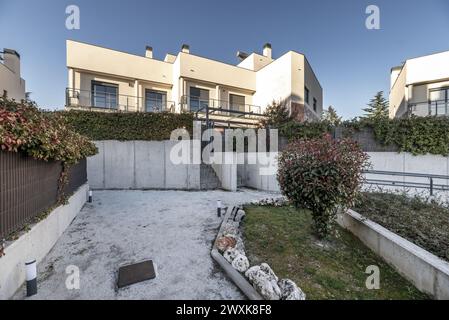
[243,205,429,300]
[354,192,449,262]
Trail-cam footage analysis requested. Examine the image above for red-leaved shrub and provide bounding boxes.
[277,134,369,238]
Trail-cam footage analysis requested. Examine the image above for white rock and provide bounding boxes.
[231,254,250,273]
[234,209,246,223]
[278,279,306,300]
[245,266,281,300]
[260,263,278,282]
[223,248,243,263]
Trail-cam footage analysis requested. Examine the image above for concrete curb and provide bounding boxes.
[338,209,449,299]
[211,206,263,300]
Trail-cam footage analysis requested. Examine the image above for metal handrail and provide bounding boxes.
[181,95,262,115]
[408,99,449,117]
[66,88,175,112]
[363,169,449,195]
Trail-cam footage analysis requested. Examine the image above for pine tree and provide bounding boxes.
[363,91,389,120]
[322,106,342,125]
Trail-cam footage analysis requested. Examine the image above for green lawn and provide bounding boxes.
[243,205,429,300]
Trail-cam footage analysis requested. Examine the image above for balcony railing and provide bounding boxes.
[180,95,262,116]
[66,88,175,112]
[408,99,449,117]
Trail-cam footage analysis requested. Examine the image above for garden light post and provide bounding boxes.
[25,259,37,297]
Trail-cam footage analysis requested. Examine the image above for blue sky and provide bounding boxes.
[1,0,448,119]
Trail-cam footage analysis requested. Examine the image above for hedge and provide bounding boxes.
[279,116,449,156]
[62,110,194,141]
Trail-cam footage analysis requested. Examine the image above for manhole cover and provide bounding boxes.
[117,260,156,288]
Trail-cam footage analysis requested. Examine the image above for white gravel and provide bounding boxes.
[13,189,275,300]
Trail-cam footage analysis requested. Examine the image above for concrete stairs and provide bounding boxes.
[200,163,221,190]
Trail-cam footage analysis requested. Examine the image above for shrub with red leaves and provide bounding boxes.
[0,97,97,164]
[277,134,370,238]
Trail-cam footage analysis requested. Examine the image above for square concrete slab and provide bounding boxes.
[118,260,156,288]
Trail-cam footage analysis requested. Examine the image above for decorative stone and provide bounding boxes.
[216,236,236,253]
[279,279,306,300]
[260,263,278,282]
[245,266,281,300]
[234,209,246,223]
[223,248,242,263]
[231,254,250,273]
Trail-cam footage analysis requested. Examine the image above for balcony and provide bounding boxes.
[180,95,265,128]
[65,88,175,113]
[408,100,449,117]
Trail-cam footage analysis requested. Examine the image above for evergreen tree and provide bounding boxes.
[322,106,342,125]
[363,91,389,120]
[259,100,292,128]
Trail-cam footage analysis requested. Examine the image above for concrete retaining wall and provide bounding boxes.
[337,209,449,299]
[0,184,88,300]
[366,152,449,197]
[211,153,238,192]
[88,140,201,190]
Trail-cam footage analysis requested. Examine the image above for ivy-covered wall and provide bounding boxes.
[280,117,449,156]
[62,110,194,141]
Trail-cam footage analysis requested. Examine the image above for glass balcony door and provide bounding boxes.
[145,90,166,112]
[429,88,448,115]
[189,87,209,112]
[229,94,246,113]
[92,81,118,109]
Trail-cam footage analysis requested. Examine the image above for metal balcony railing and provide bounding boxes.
[180,95,262,115]
[408,99,449,117]
[66,88,175,112]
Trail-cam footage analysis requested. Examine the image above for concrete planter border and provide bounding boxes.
[337,209,449,299]
[211,207,263,300]
[0,184,89,300]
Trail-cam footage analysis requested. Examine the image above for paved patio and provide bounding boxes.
[14,189,275,300]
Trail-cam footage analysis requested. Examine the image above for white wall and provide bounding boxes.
[0,63,25,101]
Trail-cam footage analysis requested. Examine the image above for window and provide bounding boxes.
[305,87,310,104]
[229,94,245,112]
[313,98,317,112]
[145,90,166,112]
[429,88,448,115]
[189,87,209,112]
[91,81,118,109]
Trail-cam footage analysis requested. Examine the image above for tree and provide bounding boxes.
[259,100,292,128]
[322,106,342,125]
[362,91,389,120]
[277,134,369,238]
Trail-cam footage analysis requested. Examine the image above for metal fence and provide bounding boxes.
[0,151,87,239]
[364,170,449,195]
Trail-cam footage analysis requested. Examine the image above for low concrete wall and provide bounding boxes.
[337,209,449,299]
[88,140,200,190]
[0,184,88,300]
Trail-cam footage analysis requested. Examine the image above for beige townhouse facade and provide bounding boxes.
[390,50,449,118]
[66,40,322,127]
[0,49,26,101]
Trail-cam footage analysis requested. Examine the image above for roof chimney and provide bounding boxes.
[3,48,21,76]
[145,46,153,59]
[236,51,249,61]
[181,44,190,54]
[263,43,272,59]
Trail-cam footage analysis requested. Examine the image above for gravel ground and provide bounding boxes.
[13,189,275,300]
